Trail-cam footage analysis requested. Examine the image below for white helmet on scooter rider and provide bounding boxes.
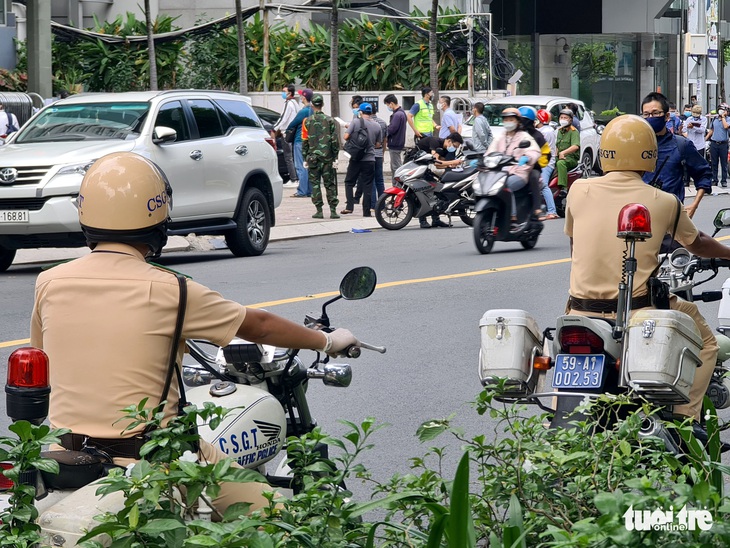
[597,114,658,174]
[77,152,173,258]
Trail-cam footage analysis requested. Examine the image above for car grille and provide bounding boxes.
[0,166,53,186]
[0,197,50,211]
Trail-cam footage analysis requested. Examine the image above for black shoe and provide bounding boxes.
[722,183,728,188]
[419,220,431,229]
[432,219,450,228]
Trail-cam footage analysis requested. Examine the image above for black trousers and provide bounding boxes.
[344,159,375,213]
[710,140,728,185]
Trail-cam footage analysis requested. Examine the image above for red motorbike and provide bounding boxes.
[548,161,589,217]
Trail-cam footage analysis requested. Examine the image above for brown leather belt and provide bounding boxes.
[568,295,650,313]
[59,432,146,460]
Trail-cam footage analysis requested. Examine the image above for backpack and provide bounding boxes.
[344,118,370,162]
[3,112,17,134]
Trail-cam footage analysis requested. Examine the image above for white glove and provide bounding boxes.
[303,161,309,169]
[320,328,359,357]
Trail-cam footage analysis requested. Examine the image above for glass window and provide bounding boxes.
[16,102,148,144]
[218,99,262,128]
[189,99,224,139]
[154,101,190,142]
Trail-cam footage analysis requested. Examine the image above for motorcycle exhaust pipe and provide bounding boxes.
[638,415,682,455]
[308,364,352,387]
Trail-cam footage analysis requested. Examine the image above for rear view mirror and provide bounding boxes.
[340,266,377,300]
[713,208,730,230]
[153,126,177,144]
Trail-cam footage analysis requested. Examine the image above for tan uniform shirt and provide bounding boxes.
[30,242,246,438]
[565,171,698,299]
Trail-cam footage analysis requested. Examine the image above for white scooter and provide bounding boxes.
[477,205,730,453]
[1,267,385,547]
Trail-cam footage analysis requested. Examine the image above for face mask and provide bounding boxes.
[685,111,692,117]
[424,96,431,103]
[646,116,666,133]
[503,121,517,132]
[387,106,393,112]
[447,145,456,152]
[720,110,726,116]
[559,119,570,127]
[669,112,677,118]
[352,109,360,116]
[281,92,288,99]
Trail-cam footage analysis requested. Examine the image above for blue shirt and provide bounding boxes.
[287,106,313,143]
[439,108,461,139]
[710,117,730,142]
[641,132,712,201]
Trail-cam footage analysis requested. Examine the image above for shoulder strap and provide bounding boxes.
[158,274,188,415]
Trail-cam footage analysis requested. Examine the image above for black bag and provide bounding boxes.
[285,127,296,143]
[648,196,682,309]
[344,119,370,162]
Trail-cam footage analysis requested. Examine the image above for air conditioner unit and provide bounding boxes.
[685,33,707,55]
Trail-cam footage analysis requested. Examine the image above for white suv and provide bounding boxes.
[0,90,283,271]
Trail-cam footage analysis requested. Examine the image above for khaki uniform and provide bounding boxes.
[565,171,716,419]
[30,242,273,512]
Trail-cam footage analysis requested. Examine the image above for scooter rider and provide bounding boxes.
[565,115,730,423]
[486,107,542,231]
[29,152,360,515]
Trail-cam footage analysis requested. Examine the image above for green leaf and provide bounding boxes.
[446,451,476,548]
[128,503,139,530]
[138,518,185,535]
[417,420,448,442]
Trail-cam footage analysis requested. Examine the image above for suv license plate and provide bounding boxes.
[0,210,29,223]
[552,354,605,389]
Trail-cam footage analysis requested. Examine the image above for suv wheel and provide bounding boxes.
[0,245,16,272]
[225,187,271,257]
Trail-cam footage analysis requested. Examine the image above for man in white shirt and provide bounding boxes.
[273,84,301,188]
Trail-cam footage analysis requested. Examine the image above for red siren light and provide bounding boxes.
[617,203,652,240]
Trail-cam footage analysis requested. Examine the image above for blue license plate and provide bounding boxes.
[551,354,605,389]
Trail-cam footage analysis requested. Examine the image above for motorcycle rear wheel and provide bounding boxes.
[473,208,497,254]
[521,235,538,250]
[375,193,415,230]
[458,198,476,226]
[554,189,567,218]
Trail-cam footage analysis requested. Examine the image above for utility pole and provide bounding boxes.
[236,0,248,93]
[260,0,269,92]
[26,0,52,98]
[467,0,474,97]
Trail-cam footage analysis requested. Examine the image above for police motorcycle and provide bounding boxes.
[374,146,481,230]
[655,211,730,410]
[477,204,730,454]
[471,141,544,254]
[2,267,385,547]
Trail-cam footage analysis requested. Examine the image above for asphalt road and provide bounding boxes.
[2,197,730,500]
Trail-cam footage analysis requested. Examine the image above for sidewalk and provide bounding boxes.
[15,180,381,266]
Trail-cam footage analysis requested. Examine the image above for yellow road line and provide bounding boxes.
[0,338,32,349]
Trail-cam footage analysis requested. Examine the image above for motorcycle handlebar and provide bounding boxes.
[342,341,387,359]
[696,258,730,270]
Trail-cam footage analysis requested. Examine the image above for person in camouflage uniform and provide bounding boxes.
[302,94,340,219]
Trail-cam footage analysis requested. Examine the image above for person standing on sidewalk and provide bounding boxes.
[371,107,388,210]
[341,103,381,217]
[286,89,314,197]
[302,94,340,219]
[683,104,708,160]
[437,95,461,139]
[274,84,300,189]
[407,87,437,143]
[706,103,729,188]
[384,94,407,173]
[470,102,493,153]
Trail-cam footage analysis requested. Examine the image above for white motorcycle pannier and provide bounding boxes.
[478,309,542,396]
[626,309,702,404]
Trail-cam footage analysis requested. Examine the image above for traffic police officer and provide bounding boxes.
[302,94,340,219]
[565,115,730,421]
[29,152,359,514]
[407,87,437,143]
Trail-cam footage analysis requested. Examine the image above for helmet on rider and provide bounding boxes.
[597,114,658,174]
[518,106,537,122]
[78,152,173,258]
[536,109,551,125]
[501,107,522,119]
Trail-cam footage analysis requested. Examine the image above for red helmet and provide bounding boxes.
[536,109,551,125]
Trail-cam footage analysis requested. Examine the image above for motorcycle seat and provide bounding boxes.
[440,166,477,183]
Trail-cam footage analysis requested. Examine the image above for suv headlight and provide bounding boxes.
[57,161,97,176]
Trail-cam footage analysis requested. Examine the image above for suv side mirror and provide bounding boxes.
[153,126,177,144]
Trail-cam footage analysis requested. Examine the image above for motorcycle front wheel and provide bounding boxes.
[473,208,497,254]
[375,193,415,230]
